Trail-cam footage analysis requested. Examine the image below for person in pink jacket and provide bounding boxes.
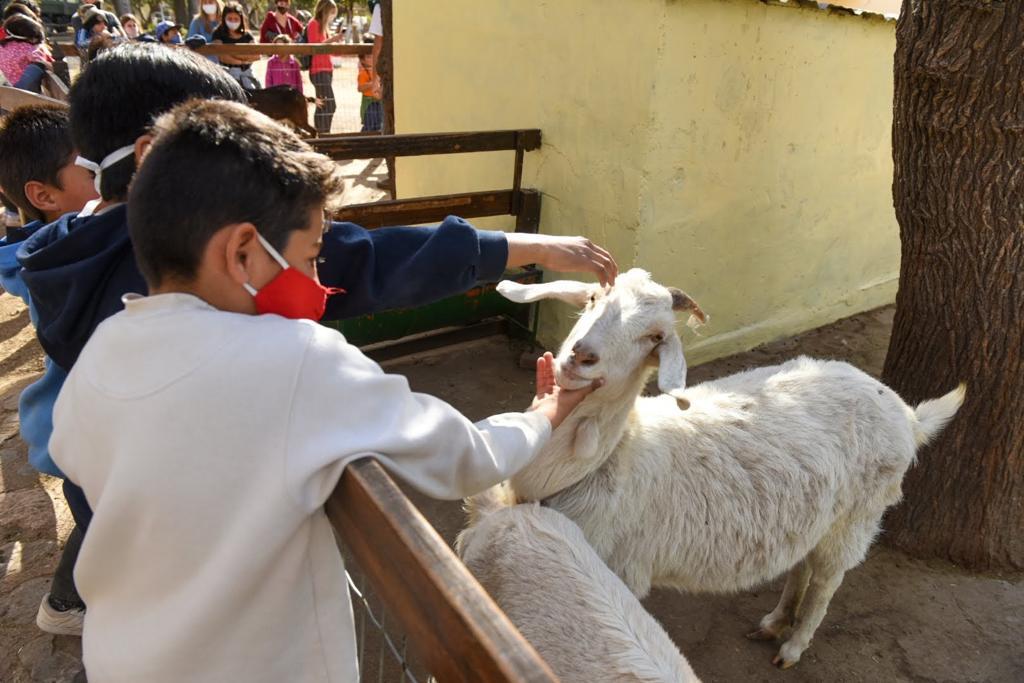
[264,34,303,91]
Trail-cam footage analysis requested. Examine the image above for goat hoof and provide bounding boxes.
[745,628,778,641]
[771,653,798,670]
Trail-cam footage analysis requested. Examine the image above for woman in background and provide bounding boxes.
[306,0,345,134]
[188,1,221,62]
[211,3,258,90]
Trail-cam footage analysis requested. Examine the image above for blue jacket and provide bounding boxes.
[17,206,509,476]
[19,206,147,372]
[1,221,66,477]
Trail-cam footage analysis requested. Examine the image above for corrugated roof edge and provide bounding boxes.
[759,0,898,22]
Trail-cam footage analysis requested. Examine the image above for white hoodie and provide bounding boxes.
[51,292,550,682]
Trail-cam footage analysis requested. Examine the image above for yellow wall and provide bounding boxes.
[394,0,898,364]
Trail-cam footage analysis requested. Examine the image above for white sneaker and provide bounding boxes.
[36,593,84,636]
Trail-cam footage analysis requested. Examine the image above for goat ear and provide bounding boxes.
[667,287,706,323]
[573,418,602,460]
[497,279,595,307]
[657,332,690,410]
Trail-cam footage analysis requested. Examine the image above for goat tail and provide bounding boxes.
[463,482,514,525]
[305,96,317,104]
[912,383,966,447]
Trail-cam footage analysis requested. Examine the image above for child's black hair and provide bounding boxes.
[2,3,37,20]
[68,43,246,202]
[0,105,74,223]
[1,14,44,43]
[128,100,346,288]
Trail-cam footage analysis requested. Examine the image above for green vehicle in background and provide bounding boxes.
[0,0,82,32]
[39,0,82,32]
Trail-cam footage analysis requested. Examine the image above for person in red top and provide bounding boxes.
[307,0,345,134]
[259,0,303,43]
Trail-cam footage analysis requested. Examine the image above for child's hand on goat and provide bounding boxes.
[505,233,618,286]
[529,352,602,429]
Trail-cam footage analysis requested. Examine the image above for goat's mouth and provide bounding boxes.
[556,363,599,390]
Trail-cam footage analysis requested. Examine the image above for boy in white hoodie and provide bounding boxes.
[50,99,596,683]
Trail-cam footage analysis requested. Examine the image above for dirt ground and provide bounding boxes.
[1,293,1021,681]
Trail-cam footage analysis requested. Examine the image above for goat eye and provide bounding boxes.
[649,333,664,344]
[589,294,597,304]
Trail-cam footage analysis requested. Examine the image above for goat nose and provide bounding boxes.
[571,342,599,366]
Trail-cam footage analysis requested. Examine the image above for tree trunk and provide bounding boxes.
[113,0,132,18]
[883,0,1024,571]
[173,0,190,28]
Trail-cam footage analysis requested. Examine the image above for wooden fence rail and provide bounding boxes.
[57,42,371,59]
[326,459,558,683]
[319,129,543,234]
[312,129,542,159]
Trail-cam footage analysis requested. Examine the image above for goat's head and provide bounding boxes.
[498,269,705,408]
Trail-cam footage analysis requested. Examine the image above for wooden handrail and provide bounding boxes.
[0,86,67,113]
[56,42,370,58]
[313,129,543,160]
[195,43,371,57]
[326,459,558,683]
[335,190,515,228]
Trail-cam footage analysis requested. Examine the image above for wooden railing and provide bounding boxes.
[314,129,543,233]
[56,41,371,59]
[0,85,66,113]
[326,459,558,682]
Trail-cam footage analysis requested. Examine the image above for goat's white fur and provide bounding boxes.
[457,486,701,682]
[498,268,965,668]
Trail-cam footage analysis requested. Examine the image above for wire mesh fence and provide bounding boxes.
[345,566,431,683]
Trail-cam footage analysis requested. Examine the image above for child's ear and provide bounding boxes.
[23,181,60,215]
[134,134,155,167]
[223,222,261,286]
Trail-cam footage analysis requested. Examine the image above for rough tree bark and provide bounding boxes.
[884,0,1024,571]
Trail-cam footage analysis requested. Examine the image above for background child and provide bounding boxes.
[0,14,52,93]
[357,51,382,132]
[0,104,98,636]
[51,98,596,681]
[265,34,302,91]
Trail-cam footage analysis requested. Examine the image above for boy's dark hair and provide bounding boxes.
[3,3,37,20]
[128,100,346,287]
[69,43,246,202]
[0,105,74,223]
[2,14,44,44]
[87,32,115,61]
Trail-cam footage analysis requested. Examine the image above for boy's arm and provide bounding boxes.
[319,217,617,320]
[285,327,551,511]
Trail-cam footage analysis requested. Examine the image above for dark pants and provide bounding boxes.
[14,63,46,94]
[362,100,383,133]
[310,71,335,135]
[49,480,92,610]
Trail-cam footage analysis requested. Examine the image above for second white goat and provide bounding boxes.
[457,485,701,682]
[496,268,964,668]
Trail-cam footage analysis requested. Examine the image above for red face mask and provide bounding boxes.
[243,232,343,321]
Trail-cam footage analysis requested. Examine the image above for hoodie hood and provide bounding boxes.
[17,205,146,370]
[0,220,44,304]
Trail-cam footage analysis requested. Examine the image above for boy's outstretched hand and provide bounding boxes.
[528,352,602,429]
[505,233,618,287]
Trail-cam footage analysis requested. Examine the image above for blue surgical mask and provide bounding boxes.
[170,34,182,44]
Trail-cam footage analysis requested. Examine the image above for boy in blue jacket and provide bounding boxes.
[17,42,617,633]
[0,104,99,635]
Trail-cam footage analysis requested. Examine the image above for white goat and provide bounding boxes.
[457,485,701,683]
[496,268,965,668]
